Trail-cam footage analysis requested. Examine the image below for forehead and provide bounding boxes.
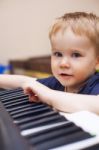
[51,28,94,51]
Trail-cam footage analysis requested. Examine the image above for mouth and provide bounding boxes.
[60,73,72,76]
[59,73,73,78]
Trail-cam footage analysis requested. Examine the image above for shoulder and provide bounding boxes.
[79,72,99,95]
[37,76,64,91]
[89,72,99,95]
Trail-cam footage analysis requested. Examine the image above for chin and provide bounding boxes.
[54,75,73,86]
[58,80,68,87]
[58,79,74,87]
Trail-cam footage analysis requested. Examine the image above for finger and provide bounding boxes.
[29,95,39,102]
[24,88,36,98]
[24,88,33,95]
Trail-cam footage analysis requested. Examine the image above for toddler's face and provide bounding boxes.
[50,28,99,92]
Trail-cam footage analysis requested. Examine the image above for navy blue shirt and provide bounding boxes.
[37,72,99,95]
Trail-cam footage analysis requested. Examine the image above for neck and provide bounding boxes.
[65,82,86,93]
[65,87,79,93]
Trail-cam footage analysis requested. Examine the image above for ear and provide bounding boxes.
[95,57,99,71]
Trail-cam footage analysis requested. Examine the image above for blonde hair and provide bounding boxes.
[49,12,99,54]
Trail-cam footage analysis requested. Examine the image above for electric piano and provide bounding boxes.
[0,88,99,150]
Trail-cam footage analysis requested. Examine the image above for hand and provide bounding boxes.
[22,80,52,105]
[24,87,40,102]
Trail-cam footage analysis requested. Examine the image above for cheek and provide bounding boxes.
[73,59,93,70]
[51,59,58,74]
[73,60,96,78]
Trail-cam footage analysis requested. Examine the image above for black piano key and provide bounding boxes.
[26,121,75,139]
[1,93,27,100]
[6,102,41,113]
[0,88,23,96]
[1,95,28,104]
[3,100,29,109]
[82,143,99,150]
[19,114,66,130]
[28,122,92,149]
[14,107,54,123]
[9,103,46,116]
[0,91,24,98]
[26,121,92,149]
[1,96,28,107]
[12,106,53,120]
[0,92,25,101]
[16,111,62,125]
[35,130,92,150]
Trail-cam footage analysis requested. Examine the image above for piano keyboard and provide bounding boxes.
[0,88,99,150]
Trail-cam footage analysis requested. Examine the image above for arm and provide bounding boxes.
[23,80,99,115]
[0,74,36,89]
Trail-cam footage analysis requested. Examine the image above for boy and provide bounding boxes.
[0,12,99,114]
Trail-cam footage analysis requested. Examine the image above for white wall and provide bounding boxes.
[0,0,99,64]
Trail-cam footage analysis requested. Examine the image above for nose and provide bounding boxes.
[60,57,70,68]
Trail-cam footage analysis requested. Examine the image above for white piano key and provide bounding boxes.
[21,121,69,136]
[60,111,99,136]
[52,136,99,150]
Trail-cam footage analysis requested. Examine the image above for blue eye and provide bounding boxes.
[72,53,81,58]
[53,52,62,57]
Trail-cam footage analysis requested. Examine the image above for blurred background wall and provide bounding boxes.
[0,0,99,64]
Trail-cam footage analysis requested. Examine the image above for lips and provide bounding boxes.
[59,73,73,79]
[60,73,72,76]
